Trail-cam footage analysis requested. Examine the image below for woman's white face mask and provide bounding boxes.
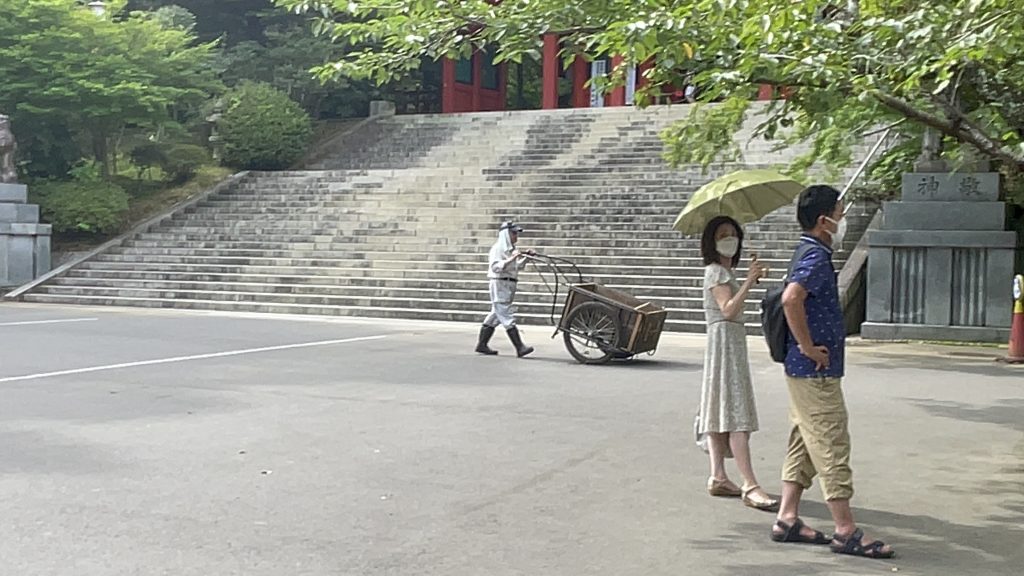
[716,236,740,258]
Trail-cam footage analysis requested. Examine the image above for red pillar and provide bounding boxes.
[471,51,482,111]
[542,33,559,109]
[441,58,456,113]
[571,56,589,108]
[757,84,774,101]
[497,62,508,110]
[635,58,655,106]
[638,59,654,90]
[607,55,626,107]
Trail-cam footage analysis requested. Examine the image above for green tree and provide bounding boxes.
[0,0,221,177]
[216,18,358,117]
[274,0,1024,182]
[219,82,313,170]
[127,0,275,45]
[151,4,198,32]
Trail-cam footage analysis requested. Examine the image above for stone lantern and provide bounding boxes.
[206,99,225,161]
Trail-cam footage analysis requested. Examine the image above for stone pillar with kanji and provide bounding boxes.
[863,137,1016,342]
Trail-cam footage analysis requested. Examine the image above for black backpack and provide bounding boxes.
[760,243,816,363]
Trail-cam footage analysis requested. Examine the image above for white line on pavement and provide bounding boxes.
[0,318,99,327]
[0,335,388,384]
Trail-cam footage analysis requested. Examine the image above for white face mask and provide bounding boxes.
[716,236,740,258]
[825,217,847,246]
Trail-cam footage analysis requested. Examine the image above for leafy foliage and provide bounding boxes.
[129,143,168,180]
[275,0,1024,179]
[32,180,131,236]
[134,0,407,118]
[219,82,313,170]
[215,17,377,117]
[163,144,210,183]
[0,0,221,177]
[151,4,198,32]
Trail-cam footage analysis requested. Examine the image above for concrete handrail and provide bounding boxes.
[3,171,251,301]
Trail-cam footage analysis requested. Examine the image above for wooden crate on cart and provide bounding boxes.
[557,283,667,364]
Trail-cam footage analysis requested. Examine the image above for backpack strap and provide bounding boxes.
[783,242,818,286]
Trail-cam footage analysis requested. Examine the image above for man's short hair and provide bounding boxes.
[797,185,840,231]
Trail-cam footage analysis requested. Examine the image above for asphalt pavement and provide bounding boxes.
[0,303,1021,576]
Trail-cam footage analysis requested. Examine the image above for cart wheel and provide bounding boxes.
[563,301,622,365]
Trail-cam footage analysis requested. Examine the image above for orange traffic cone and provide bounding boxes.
[1001,274,1024,364]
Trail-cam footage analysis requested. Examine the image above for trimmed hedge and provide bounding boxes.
[220,82,313,170]
[33,180,130,236]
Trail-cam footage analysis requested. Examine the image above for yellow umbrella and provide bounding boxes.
[672,169,805,235]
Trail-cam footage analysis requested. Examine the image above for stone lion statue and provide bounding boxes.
[0,114,18,183]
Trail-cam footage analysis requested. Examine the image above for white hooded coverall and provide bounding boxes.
[483,227,528,329]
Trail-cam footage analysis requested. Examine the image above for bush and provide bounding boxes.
[163,144,210,183]
[129,143,167,179]
[219,82,313,170]
[33,180,130,236]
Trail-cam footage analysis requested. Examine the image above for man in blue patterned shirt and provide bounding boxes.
[769,185,895,559]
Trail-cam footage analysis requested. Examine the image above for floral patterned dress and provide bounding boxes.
[697,263,759,435]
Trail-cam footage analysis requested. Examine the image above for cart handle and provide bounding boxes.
[525,253,584,284]
[521,253,586,327]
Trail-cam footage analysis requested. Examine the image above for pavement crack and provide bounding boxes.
[457,446,607,516]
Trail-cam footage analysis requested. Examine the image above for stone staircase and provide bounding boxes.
[16,105,876,333]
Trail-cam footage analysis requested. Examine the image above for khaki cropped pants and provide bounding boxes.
[782,376,854,501]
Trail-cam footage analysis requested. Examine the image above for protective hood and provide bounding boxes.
[493,227,515,256]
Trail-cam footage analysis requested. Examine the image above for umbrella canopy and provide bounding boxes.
[672,169,805,235]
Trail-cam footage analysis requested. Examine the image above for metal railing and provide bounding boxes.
[839,127,896,216]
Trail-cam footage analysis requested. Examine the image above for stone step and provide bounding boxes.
[29,285,761,324]
[88,253,846,276]
[480,174,707,183]
[235,178,785,191]
[211,190,704,202]
[124,236,808,252]
[71,261,733,282]
[197,189,703,205]
[102,246,816,265]
[152,221,803,237]
[172,210,693,224]
[64,267,778,290]
[215,189,702,199]
[115,241,811,260]
[158,217,802,234]
[46,276,777,303]
[22,292,757,334]
[126,232,810,248]
[83,253,801,275]
[206,195,702,208]
[188,200,703,213]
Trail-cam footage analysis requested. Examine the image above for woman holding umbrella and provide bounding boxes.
[674,170,804,512]
[697,215,777,510]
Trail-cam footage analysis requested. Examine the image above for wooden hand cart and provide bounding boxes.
[528,254,668,365]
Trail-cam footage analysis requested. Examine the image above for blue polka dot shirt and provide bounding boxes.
[784,235,845,378]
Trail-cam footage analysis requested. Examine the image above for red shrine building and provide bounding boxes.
[438,34,775,114]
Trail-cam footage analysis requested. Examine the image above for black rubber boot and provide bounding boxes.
[476,325,498,355]
[506,327,534,358]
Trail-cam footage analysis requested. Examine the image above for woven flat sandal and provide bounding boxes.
[741,484,779,511]
[707,477,742,497]
[770,518,832,545]
[830,528,896,559]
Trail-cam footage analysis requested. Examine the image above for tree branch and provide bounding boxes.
[872,90,1024,169]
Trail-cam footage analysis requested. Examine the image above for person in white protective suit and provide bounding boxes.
[475,221,536,357]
